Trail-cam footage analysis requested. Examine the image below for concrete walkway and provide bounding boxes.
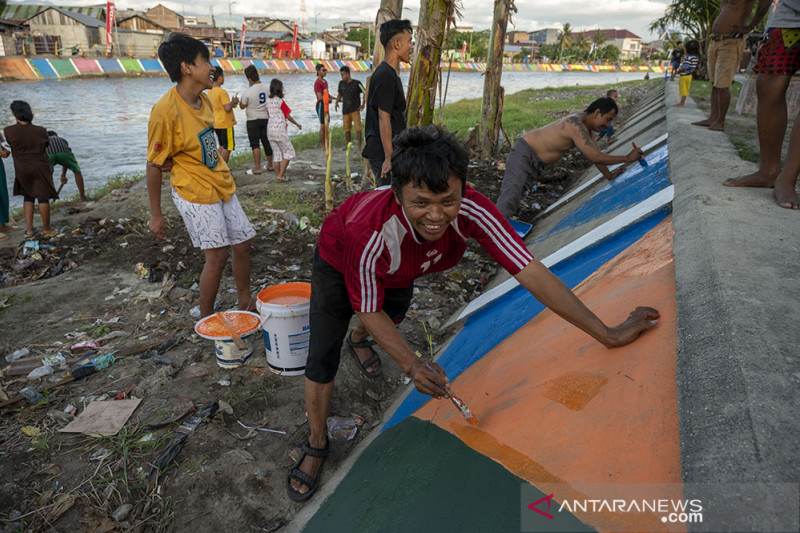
[288,81,799,533]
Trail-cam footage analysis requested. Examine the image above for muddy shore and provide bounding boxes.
[0,83,656,532]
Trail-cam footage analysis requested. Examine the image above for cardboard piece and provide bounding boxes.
[60,399,141,436]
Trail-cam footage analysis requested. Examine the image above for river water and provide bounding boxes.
[1,70,644,208]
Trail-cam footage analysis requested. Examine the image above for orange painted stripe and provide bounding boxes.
[217,59,232,71]
[415,218,682,533]
[0,58,38,79]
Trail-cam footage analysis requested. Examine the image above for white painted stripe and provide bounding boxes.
[46,59,60,79]
[365,235,384,312]
[462,199,533,268]
[543,132,669,215]
[455,185,675,322]
[358,232,380,313]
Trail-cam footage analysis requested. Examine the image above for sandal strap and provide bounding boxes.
[360,353,381,369]
[300,442,330,458]
[348,335,376,349]
[288,467,317,489]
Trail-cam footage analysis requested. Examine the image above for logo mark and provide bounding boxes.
[528,494,555,520]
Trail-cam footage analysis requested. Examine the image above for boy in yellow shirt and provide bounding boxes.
[146,33,256,318]
[208,66,238,163]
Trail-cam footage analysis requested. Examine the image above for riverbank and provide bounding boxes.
[0,55,666,81]
[0,80,660,532]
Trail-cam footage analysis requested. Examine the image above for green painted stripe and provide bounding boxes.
[303,417,593,532]
[229,59,243,70]
[49,59,78,77]
[119,59,142,72]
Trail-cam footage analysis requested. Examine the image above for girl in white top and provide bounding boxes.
[266,79,302,181]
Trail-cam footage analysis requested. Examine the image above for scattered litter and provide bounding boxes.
[71,340,100,351]
[21,426,43,438]
[5,347,29,362]
[60,399,142,437]
[20,387,45,403]
[218,400,234,415]
[137,433,154,443]
[64,404,77,415]
[149,403,219,482]
[41,351,68,367]
[217,379,230,387]
[253,471,267,477]
[119,242,128,248]
[365,389,382,402]
[236,419,286,435]
[96,331,128,343]
[27,365,54,379]
[104,295,115,301]
[89,447,112,461]
[190,301,221,318]
[162,245,175,253]
[326,414,364,441]
[135,263,149,279]
[111,503,133,522]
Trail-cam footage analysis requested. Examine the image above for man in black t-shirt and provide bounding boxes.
[669,41,684,81]
[361,19,413,186]
[335,66,366,151]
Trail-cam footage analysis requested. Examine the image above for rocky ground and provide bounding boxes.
[0,82,656,533]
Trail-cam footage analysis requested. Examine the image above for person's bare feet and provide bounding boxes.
[723,170,777,188]
[672,103,684,108]
[773,176,800,209]
[692,119,712,127]
[708,123,725,131]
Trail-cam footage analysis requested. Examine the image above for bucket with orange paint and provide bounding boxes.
[256,283,311,376]
[194,310,262,369]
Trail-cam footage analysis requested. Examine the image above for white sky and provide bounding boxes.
[20,0,671,42]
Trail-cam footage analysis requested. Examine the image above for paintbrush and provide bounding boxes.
[215,311,248,350]
[426,363,478,426]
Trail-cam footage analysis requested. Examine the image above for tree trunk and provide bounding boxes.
[406,0,459,127]
[475,0,515,160]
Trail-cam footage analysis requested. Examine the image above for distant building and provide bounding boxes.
[145,4,184,30]
[185,15,215,27]
[1,4,105,25]
[582,29,642,60]
[0,18,26,56]
[244,18,295,33]
[507,30,530,44]
[530,28,560,46]
[26,7,104,53]
[117,12,169,35]
[343,21,373,32]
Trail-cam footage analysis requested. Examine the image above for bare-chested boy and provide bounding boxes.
[692,0,770,132]
[496,97,643,218]
[723,0,800,209]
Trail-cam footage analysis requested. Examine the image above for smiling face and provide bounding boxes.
[184,53,214,90]
[395,174,463,241]
[588,109,617,132]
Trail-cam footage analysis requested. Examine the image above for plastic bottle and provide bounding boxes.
[27,366,54,379]
[5,348,30,362]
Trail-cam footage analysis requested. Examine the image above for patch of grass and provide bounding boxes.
[255,188,324,227]
[89,172,143,199]
[690,80,742,102]
[0,292,34,313]
[224,378,276,407]
[731,138,760,164]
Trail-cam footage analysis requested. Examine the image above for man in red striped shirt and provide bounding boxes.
[287,125,661,502]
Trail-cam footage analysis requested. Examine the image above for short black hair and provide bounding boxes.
[10,101,33,122]
[585,97,618,115]
[244,64,259,81]
[212,66,224,81]
[315,63,326,72]
[606,89,618,97]
[685,39,700,54]
[391,125,468,196]
[380,19,412,48]
[340,65,350,73]
[47,130,57,136]
[158,33,209,82]
[269,78,284,99]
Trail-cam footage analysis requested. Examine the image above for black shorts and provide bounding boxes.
[21,184,49,204]
[316,101,326,124]
[304,248,413,384]
[214,127,235,151]
[368,157,392,187]
[246,119,273,155]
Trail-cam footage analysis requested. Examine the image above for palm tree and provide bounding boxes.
[574,31,589,61]
[557,22,572,63]
[591,29,606,60]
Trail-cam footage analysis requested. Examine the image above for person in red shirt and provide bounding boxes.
[287,125,661,502]
[314,63,329,151]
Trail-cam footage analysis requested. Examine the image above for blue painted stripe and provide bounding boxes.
[384,206,672,430]
[139,59,163,72]
[211,59,221,67]
[31,59,57,78]
[508,219,532,238]
[537,144,671,243]
[252,60,266,69]
[97,59,123,72]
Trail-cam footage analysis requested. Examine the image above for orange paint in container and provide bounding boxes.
[194,310,263,369]
[196,312,261,338]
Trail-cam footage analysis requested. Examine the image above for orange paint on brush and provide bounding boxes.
[415,218,683,533]
[196,312,260,338]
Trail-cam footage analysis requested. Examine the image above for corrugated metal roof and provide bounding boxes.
[30,7,105,27]
[1,3,106,22]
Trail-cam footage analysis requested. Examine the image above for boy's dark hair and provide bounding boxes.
[380,19,412,48]
[391,125,468,196]
[10,101,33,122]
[244,65,259,81]
[585,97,618,115]
[340,65,350,73]
[606,89,618,97]
[47,130,57,136]
[212,66,224,81]
[315,63,326,72]
[158,33,209,83]
[269,78,284,99]
[685,39,700,54]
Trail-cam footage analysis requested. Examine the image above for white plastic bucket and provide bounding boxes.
[256,283,311,376]
[194,311,262,369]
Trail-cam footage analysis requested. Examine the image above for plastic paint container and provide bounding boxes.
[256,283,311,376]
[195,311,262,369]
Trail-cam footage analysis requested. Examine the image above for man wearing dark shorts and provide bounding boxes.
[335,65,365,150]
[239,65,274,174]
[46,130,87,201]
[286,125,660,503]
[362,19,412,186]
[314,63,329,151]
[724,0,800,209]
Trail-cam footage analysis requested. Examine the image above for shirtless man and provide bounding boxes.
[496,97,643,218]
[723,0,800,209]
[692,0,770,131]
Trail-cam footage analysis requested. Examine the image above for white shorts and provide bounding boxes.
[171,189,255,250]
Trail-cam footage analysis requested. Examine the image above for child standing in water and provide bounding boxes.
[266,79,302,181]
[3,101,59,236]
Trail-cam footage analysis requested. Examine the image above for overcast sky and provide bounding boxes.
[22,0,671,42]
